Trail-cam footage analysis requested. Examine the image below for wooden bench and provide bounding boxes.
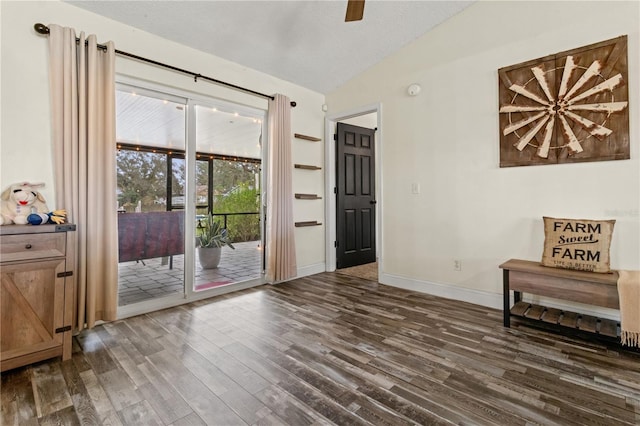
[500,259,620,341]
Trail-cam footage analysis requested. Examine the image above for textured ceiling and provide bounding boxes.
[66,0,474,94]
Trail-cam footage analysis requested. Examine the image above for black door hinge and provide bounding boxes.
[55,325,72,334]
[334,134,337,141]
[57,271,73,278]
[334,241,338,248]
[334,187,337,194]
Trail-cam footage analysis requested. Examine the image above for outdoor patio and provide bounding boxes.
[117,240,262,306]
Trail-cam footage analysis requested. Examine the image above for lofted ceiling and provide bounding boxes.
[66,0,474,94]
[69,1,473,157]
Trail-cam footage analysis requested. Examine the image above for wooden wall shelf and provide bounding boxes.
[293,134,322,230]
[294,164,322,170]
[294,133,321,142]
[295,221,322,227]
[295,193,322,200]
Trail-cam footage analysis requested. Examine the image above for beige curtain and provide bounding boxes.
[48,25,118,329]
[265,94,297,282]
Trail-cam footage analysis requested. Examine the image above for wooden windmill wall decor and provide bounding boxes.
[499,36,629,167]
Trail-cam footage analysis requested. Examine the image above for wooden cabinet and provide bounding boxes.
[0,224,76,372]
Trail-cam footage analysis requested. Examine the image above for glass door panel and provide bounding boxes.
[192,104,264,292]
[115,86,186,306]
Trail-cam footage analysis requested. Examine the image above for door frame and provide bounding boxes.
[324,103,382,272]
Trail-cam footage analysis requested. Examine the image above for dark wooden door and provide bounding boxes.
[336,123,376,269]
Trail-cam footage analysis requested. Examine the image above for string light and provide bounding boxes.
[115,143,260,164]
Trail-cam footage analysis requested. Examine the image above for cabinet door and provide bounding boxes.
[1,258,66,363]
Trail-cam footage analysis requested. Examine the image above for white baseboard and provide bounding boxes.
[379,272,620,322]
[380,272,504,310]
[297,262,326,278]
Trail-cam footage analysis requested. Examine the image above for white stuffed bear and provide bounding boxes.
[0,182,49,225]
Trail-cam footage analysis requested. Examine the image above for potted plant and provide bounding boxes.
[196,213,235,269]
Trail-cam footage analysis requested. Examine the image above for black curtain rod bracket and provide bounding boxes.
[34,23,296,107]
[34,23,49,34]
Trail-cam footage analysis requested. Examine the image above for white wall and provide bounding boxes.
[342,113,377,129]
[0,0,326,273]
[326,1,640,312]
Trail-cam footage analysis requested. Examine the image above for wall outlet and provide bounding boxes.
[454,259,462,271]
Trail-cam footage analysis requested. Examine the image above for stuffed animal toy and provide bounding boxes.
[0,182,64,225]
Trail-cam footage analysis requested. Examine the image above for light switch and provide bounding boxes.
[411,183,420,194]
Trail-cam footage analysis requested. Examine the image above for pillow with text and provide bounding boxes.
[541,217,615,273]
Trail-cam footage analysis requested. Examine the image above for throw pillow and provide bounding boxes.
[541,217,615,273]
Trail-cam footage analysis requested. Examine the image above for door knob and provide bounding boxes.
[370,200,377,205]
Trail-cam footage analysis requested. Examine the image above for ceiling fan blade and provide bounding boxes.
[345,0,365,22]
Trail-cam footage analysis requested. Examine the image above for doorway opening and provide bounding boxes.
[325,104,382,278]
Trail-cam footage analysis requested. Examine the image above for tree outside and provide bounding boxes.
[116,150,168,212]
[214,182,260,242]
[210,159,260,243]
[117,148,261,242]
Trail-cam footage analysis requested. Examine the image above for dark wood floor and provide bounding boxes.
[2,272,640,425]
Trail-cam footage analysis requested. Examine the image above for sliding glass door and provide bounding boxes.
[115,81,266,315]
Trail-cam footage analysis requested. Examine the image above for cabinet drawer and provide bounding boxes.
[0,233,66,262]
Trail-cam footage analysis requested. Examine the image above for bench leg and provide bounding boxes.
[503,269,511,328]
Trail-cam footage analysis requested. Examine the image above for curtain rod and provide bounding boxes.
[34,23,296,107]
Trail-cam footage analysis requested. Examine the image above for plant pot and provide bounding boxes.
[197,246,222,269]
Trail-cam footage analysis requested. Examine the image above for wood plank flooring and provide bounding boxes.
[2,272,640,425]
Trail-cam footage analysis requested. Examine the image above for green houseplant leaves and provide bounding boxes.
[196,213,235,249]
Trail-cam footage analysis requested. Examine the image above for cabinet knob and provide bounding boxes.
[25,244,32,249]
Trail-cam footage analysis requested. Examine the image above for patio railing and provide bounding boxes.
[198,212,260,230]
